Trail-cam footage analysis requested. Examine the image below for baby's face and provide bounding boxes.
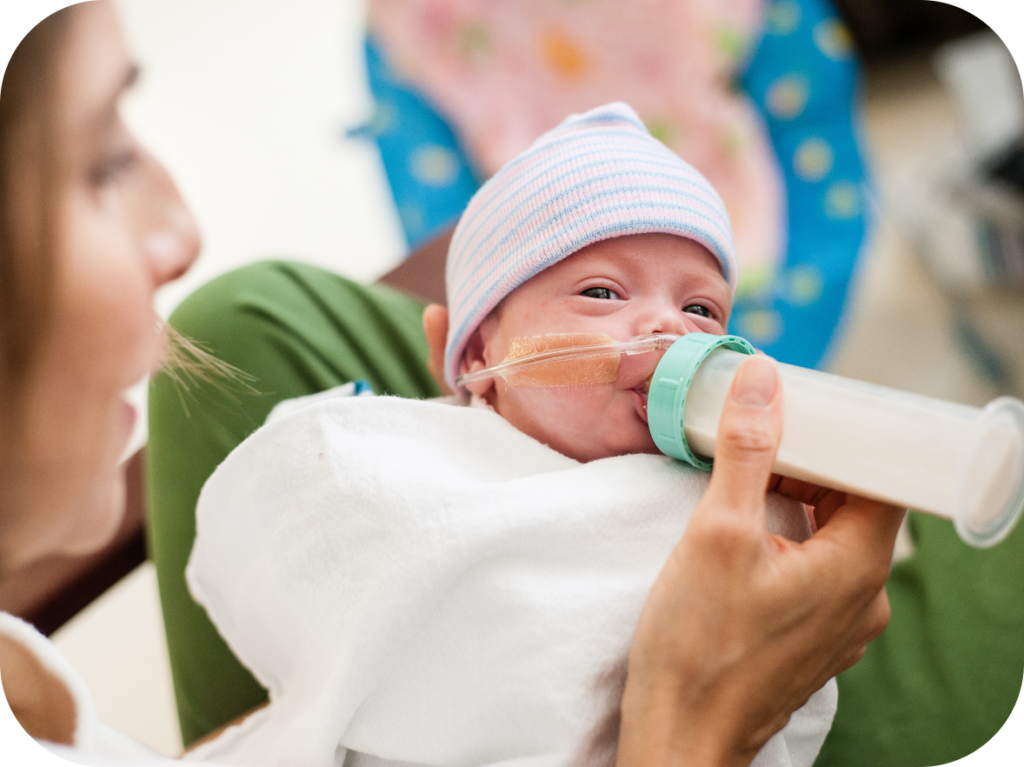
[461,232,732,462]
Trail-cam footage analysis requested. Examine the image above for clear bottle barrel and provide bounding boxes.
[679,348,1024,548]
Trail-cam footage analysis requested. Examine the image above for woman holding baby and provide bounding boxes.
[0,2,901,766]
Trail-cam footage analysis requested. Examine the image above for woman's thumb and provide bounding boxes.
[703,356,784,514]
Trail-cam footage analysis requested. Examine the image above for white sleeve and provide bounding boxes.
[37,740,182,766]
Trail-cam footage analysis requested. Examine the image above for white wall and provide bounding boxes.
[113,0,406,319]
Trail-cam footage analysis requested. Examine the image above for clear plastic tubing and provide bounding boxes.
[455,333,679,388]
[647,333,1024,548]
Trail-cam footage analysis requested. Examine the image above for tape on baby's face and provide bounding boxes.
[501,333,619,387]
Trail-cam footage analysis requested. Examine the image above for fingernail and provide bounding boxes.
[731,357,776,408]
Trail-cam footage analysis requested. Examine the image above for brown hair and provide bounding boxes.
[0,4,247,431]
[0,6,80,417]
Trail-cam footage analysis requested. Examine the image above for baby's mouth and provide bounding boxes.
[630,384,650,424]
[623,366,661,425]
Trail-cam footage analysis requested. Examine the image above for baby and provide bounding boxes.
[186,103,835,767]
[437,99,736,463]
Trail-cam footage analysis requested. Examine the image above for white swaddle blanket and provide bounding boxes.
[186,393,837,767]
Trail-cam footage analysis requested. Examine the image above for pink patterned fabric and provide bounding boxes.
[444,103,736,390]
[368,0,783,273]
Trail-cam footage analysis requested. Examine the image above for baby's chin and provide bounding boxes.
[565,429,661,463]
[546,437,660,464]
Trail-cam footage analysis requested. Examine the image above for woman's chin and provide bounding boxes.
[62,467,128,558]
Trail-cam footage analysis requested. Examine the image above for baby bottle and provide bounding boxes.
[647,333,1024,548]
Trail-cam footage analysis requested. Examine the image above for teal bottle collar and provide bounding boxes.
[647,333,756,469]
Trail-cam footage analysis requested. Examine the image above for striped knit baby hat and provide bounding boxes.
[444,101,737,389]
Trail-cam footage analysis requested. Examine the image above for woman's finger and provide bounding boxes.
[700,357,784,523]
[814,495,906,570]
[772,475,836,508]
[862,589,893,644]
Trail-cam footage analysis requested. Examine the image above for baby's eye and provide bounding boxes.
[683,303,712,318]
[580,287,620,300]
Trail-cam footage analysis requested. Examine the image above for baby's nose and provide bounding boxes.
[637,303,691,337]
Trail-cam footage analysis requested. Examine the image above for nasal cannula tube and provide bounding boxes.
[455,333,679,387]
[648,333,1024,548]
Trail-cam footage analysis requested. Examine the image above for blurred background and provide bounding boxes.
[1,0,1021,757]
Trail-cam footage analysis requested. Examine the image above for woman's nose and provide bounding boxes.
[143,206,200,287]
[133,151,201,287]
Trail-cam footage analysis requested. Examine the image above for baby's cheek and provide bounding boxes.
[684,314,726,336]
[503,385,606,418]
[495,386,627,457]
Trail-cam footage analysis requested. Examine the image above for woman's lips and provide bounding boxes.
[123,398,137,433]
[118,376,149,463]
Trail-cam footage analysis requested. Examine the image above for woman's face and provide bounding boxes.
[2,1,200,570]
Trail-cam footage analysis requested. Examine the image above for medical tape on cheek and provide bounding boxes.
[501,333,620,387]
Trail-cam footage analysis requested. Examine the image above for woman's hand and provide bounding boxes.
[618,356,904,767]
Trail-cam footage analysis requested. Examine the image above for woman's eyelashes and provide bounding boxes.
[580,286,620,300]
[93,110,144,184]
[90,146,139,187]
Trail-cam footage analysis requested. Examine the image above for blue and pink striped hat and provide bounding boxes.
[444,102,737,389]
